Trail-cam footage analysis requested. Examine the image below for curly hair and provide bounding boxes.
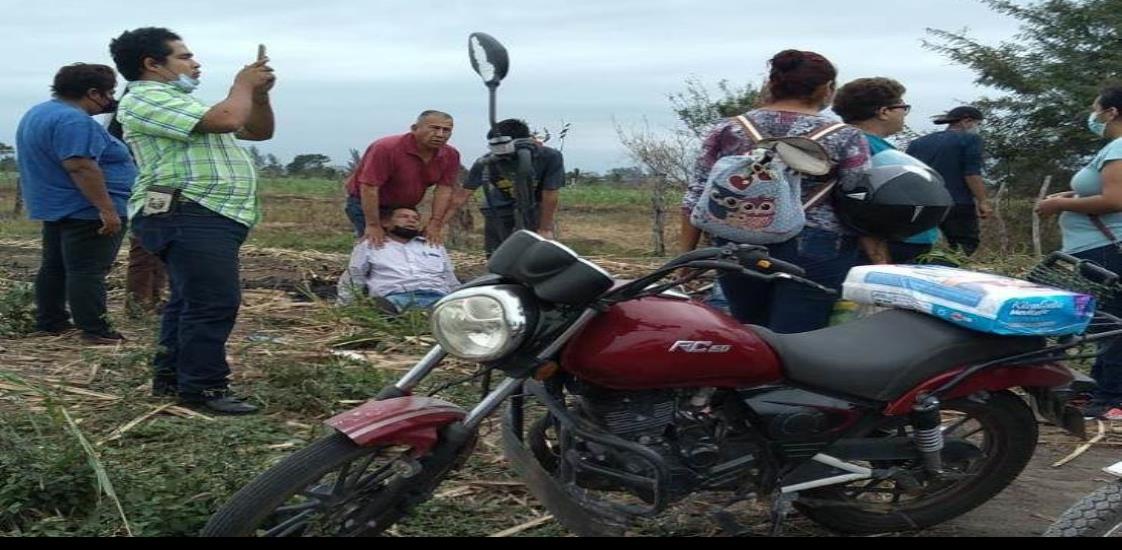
[832,78,907,123]
[109,27,182,81]
[51,63,116,100]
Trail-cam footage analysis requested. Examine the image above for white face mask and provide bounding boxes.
[1089,111,1109,137]
[158,66,199,94]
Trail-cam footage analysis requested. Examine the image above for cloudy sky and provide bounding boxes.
[0,0,1026,173]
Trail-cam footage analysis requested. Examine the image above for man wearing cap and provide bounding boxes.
[906,106,991,256]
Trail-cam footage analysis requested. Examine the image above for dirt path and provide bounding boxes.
[922,432,1117,537]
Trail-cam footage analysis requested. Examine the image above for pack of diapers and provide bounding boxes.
[843,265,1096,336]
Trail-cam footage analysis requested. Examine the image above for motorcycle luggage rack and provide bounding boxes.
[1026,252,1120,304]
[925,253,1122,400]
[927,273,1122,408]
[522,381,673,519]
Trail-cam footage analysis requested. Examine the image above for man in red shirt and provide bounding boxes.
[345,111,461,246]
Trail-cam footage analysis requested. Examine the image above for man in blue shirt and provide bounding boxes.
[906,106,992,256]
[16,64,135,345]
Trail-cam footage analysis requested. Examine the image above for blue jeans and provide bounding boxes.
[705,283,731,313]
[132,202,249,400]
[345,195,365,238]
[385,290,446,311]
[35,218,126,334]
[1072,244,1122,404]
[718,227,858,334]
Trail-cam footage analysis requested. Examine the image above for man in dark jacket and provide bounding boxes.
[906,106,992,256]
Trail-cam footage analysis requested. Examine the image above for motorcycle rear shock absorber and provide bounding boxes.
[912,395,945,476]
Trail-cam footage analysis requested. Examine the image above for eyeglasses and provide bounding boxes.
[885,104,912,113]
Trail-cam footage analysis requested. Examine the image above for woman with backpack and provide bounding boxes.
[1035,82,1122,421]
[681,50,871,333]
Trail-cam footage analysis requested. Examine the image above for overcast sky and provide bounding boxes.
[0,0,1027,173]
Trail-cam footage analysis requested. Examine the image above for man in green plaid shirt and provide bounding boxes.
[111,27,276,415]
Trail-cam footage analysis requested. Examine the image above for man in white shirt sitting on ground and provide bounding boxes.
[337,207,460,312]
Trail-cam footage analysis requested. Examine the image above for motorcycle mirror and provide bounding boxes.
[469,32,509,88]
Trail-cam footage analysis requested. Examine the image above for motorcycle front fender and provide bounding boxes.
[326,396,466,452]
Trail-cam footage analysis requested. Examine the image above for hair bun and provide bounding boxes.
[771,50,805,72]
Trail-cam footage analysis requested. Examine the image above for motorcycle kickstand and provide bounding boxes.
[769,492,798,537]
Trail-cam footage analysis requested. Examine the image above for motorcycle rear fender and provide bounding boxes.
[883,363,1074,417]
[326,396,467,452]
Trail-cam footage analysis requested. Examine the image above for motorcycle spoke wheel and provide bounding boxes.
[202,433,445,538]
[794,391,1037,534]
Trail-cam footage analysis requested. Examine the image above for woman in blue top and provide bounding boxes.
[833,77,941,264]
[1036,82,1122,420]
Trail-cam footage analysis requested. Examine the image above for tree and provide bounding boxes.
[0,142,14,173]
[924,0,1122,192]
[261,154,285,177]
[286,154,332,178]
[670,77,763,138]
[618,79,761,254]
[346,148,362,177]
[246,145,266,170]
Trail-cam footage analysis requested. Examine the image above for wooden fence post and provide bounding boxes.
[1033,176,1053,258]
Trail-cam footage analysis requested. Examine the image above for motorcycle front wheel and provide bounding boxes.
[794,390,1038,535]
[1044,482,1122,537]
[201,432,455,537]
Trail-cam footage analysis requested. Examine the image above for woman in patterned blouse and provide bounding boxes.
[681,50,871,334]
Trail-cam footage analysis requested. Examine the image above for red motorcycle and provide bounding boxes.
[202,231,1101,537]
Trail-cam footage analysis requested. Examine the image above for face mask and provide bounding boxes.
[169,73,200,94]
[389,227,422,240]
[159,66,199,93]
[1089,111,1111,138]
[964,125,981,135]
[96,96,119,115]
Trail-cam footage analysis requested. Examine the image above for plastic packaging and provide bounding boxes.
[843,265,1096,336]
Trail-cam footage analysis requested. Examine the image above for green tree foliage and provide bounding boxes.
[285,154,333,178]
[0,142,15,173]
[924,0,1122,192]
[669,76,762,138]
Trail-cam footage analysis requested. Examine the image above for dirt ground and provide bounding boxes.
[1,237,1119,537]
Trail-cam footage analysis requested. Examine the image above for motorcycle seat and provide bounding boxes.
[750,309,1048,402]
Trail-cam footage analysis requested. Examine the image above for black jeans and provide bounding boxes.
[941,204,981,256]
[1072,244,1122,404]
[35,219,125,334]
[483,207,540,256]
[132,202,249,400]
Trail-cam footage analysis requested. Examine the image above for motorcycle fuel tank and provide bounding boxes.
[561,297,783,390]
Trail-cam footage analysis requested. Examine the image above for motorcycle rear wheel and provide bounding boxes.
[1044,481,1122,537]
[794,391,1038,534]
[201,432,450,537]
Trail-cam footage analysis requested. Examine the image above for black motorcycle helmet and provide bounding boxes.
[836,161,953,240]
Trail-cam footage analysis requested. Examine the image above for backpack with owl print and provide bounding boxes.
[690,116,850,244]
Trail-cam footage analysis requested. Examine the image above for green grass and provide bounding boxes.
[257,177,343,198]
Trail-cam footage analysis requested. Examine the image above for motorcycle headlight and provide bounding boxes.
[431,286,533,362]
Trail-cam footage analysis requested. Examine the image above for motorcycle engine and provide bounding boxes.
[570,385,759,500]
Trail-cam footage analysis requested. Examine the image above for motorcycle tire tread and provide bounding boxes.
[1043,481,1122,537]
[201,432,428,537]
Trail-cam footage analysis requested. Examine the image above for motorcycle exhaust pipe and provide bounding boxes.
[912,395,945,476]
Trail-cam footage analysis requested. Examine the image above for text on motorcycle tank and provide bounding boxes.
[669,341,733,353]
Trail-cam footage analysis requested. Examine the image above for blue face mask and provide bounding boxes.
[1089,111,1109,138]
